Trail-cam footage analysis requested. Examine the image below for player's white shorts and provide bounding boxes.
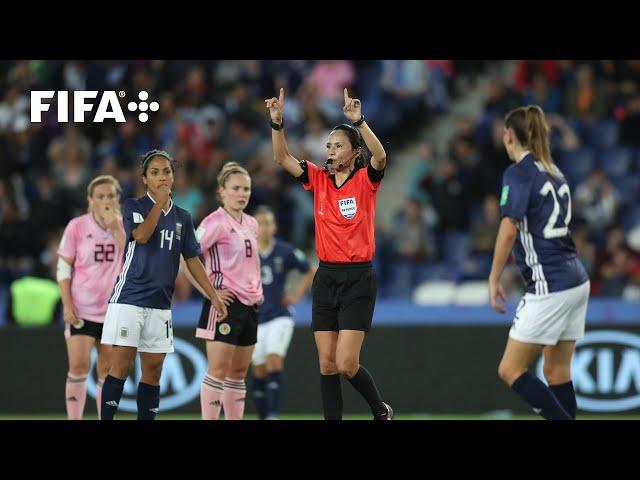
[509,281,590,346]
[101,303,174,353]
[252,316,295,365]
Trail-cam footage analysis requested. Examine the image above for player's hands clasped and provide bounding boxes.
[343,88,362,123]
[265,88,285,124]
[489,279,508,314]
[63,303,80,325]
[99,203,121,230]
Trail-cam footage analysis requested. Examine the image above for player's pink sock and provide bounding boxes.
[96,378,104,420]
[201,374,224,420]
[222,378,247,420]
[65,374,87,420]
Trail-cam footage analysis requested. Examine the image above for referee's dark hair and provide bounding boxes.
[331,124,371,168]
[140,149,176,176]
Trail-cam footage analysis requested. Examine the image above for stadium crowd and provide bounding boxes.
[1,60,638,317]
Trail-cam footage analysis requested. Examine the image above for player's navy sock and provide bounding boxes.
[320,374,343,420]
[511,372,572,420]
[137,382,160,420]
[101,374,125,421]
[265,371,283,419]
[252,376,268,420]
[346,365,387,417]
[550,381,577,419]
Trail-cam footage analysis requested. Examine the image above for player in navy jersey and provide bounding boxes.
[489,106,590,420]
[99,150,227,420]
[250,206,317,420]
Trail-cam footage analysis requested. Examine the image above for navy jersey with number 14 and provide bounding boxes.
[500,153,589,296]
[110,193,201,309]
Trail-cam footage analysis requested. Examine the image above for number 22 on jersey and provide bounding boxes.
[539,181,572,239]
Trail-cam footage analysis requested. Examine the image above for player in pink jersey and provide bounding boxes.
[183,162,264,420]
[57,175,125,420]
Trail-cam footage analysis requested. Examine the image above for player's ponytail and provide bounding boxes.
[216,162,251,203]
[505,105,557,177]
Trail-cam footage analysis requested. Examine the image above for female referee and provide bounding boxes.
[57,175,125,420]
[266,87,393,420]
[100,150,228,420]
[185,162,264,420]
[489,105,590,420]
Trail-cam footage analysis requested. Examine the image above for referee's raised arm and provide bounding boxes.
[265,88,304,177]
[343,88,386,171]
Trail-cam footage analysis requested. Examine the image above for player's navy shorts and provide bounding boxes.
[197,297,259,346]
[311,261,377,332]
[66,319,104,340]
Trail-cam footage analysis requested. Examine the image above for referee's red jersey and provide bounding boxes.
[302,160,383,263]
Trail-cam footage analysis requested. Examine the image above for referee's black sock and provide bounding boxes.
[101,374,125,421]
[550,381,577,419]
[320,374,343,420]
[346,365,387,417]
[137,382,160,420]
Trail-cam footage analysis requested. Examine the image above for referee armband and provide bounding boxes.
[367,163,385,183]
[296,160,309,184]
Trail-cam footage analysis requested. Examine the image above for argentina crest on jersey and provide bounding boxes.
[338,197,357,219]
[176,222,182,240]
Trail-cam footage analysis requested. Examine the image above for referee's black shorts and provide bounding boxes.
[311,261,377,332]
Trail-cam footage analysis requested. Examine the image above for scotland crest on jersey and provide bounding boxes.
[338,197,357,219]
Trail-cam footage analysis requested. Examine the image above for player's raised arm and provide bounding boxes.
[343,88,386,170]
[266,88,303,177]
[131,186,170,244]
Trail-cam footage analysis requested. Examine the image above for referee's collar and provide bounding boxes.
[146,192,174,216]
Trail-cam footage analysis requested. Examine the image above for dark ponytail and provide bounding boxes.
[504,105,555,176]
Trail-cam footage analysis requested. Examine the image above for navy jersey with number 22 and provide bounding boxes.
[500,153,588,296]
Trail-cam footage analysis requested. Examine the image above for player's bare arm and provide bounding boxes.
[132,186,170,244]
[266,87,304,177]
[343,88,386,171]
[184,255,228,321]
[57,254,79,325]
[283,264,318,305]
[488,216,518,314]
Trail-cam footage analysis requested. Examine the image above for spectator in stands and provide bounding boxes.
[574,169,620,232]
[564,63,610,121]
[420,158,469,232]
[620,94,640,147]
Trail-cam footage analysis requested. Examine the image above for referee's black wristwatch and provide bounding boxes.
[269,118,284,131]
[352,114,365,127]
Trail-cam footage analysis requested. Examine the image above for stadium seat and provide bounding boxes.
[597,147,632,179]
[588,119,620,149]
[611,175,640,207]
[621,207,640,231]
[412,280,456,306]
[453,281,489,305]
[441,231,471,265]
[556,148,595,187]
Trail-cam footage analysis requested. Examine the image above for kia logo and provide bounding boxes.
[536,330,640,412]
[87,337,207,412]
